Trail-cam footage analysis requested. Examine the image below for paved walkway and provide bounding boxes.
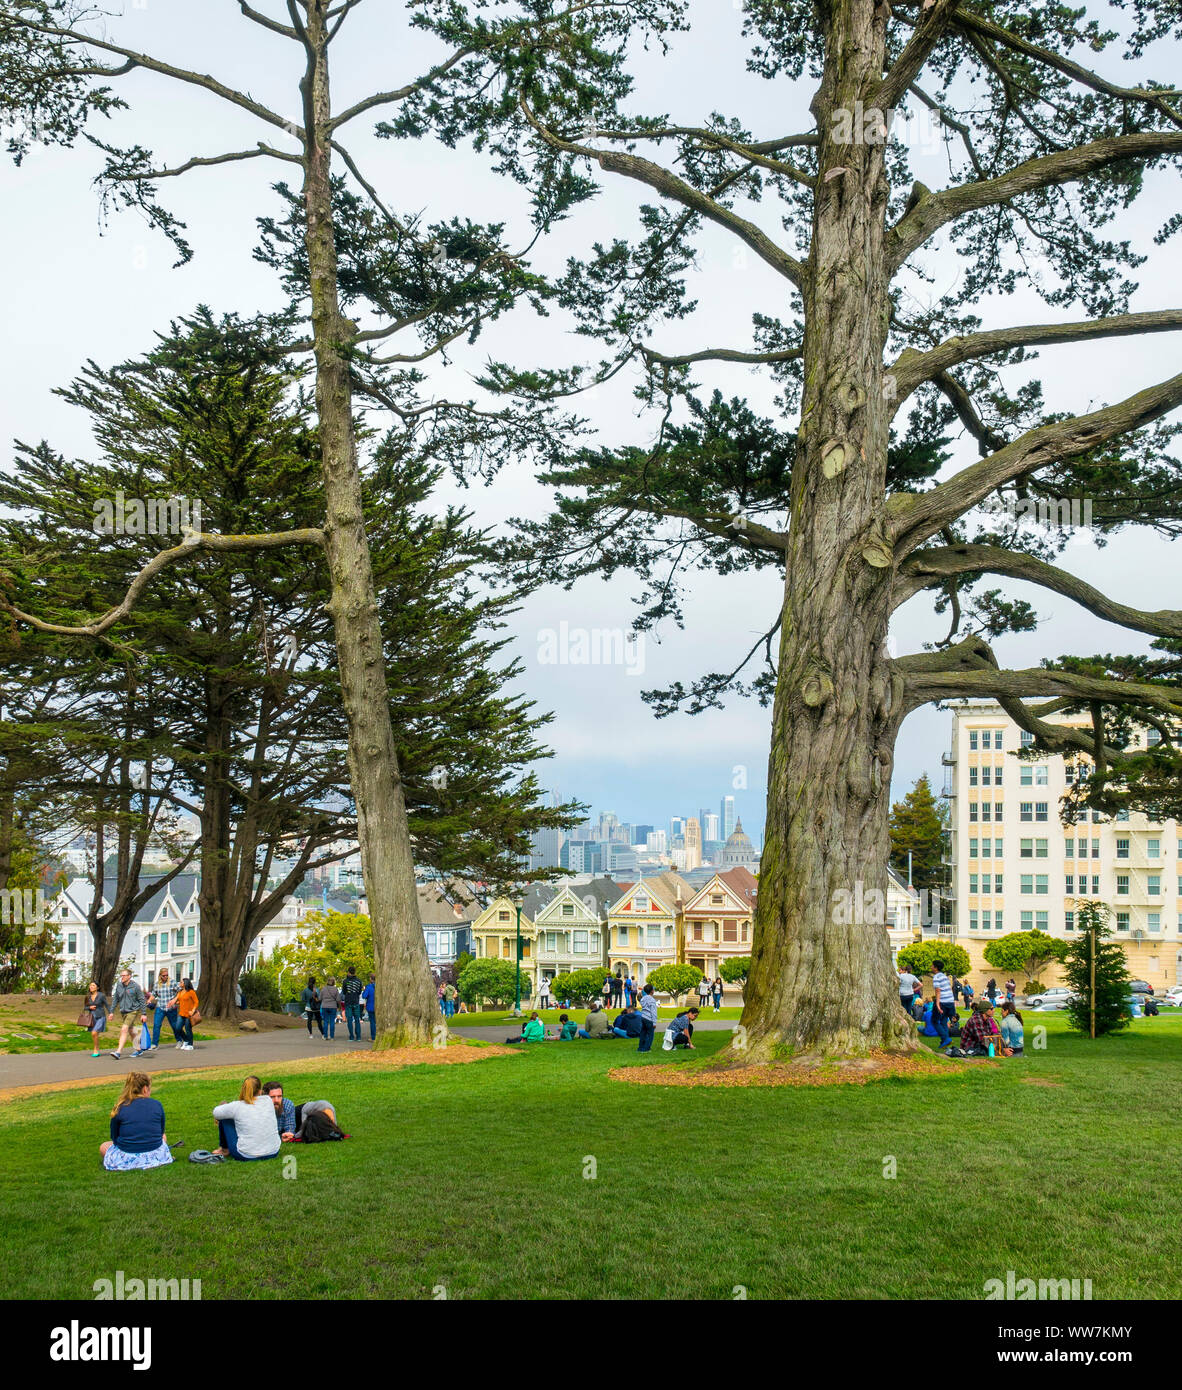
[0,1017,741,1088]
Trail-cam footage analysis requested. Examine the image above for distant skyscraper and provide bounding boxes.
[685,817,702,870]
[633,823,654,846]
[720,796,736,840]
[670,816,685,843]
[645,830,668,854]
[703,812,720,842]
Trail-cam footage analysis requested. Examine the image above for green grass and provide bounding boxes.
[449,1006,743,1026]
[3,1012,1181,1300]
[0,1020,213,1054]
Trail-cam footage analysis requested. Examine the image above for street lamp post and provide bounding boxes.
[513,897,523,1015]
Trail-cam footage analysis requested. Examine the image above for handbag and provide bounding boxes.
[190,1009,202,1025]
[77,1007,95,1028]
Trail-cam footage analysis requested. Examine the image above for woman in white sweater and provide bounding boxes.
[213,1075,282,1161]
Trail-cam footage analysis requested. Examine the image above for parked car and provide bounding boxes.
[1129,980,1155,995]
[1162,986,1182,1007]
[1024,986,1074,1008]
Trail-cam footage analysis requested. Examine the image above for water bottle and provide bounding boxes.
[987,1041,995,1058]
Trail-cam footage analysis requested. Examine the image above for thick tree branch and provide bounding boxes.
[888,130,1182,273]
[931,368,1006,455]
[520,101,808,291]
[875,0,960,113]
[890,310,1182,405]
[2,530,326,638]
[889,368,1182,554]
[894,543,1182,639]
[638,343,803,368]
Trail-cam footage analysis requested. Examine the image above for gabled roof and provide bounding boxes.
[607,875,677,917]
[683,872,751,916]
[719,866,758,904]
[417,881,481,925]
[472,894,535,932]
[533,882,612,926]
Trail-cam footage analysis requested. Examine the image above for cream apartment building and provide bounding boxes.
[946,701,1182,991]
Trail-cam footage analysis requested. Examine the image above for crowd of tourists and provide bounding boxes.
[504,981,701,1054]
[100,1071,347,1171]
[299,967,376,1040]
[80,967,200,1059]
[898,959,1024,1058]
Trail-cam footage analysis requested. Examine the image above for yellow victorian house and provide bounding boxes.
[471,895,537,1000]
[607,871,691,987]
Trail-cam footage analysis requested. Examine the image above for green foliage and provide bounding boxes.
[983,931,1069,981]
[453,951,474,981]
[237,969,281,1013]
[895,942,971,979]
[458,957,521,1008]
[269,910,374,992]
[1062,902,1133,1038]
[719,956,751,985]
[646,963,703,1003]
[888,775,948,895]
[549,968,605,1006]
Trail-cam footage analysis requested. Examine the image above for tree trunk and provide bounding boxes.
[91,922,125,997]
[740,0,915,1059]
[197,668,239,1018]
[301,6,438,1047]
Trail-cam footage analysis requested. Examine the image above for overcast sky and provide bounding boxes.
[1,2,1178,844]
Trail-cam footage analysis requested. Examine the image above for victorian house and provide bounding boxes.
[471,895,538,997]
[682,868,757,978]
[606,870,691,986]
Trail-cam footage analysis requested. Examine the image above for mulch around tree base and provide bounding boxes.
[609,1049,981,1088]
[0,1041,519,1105]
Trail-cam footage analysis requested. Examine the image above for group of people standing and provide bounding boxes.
[299,967,375,1041]
[100,1071,345,1171]
[82,968,199,1058]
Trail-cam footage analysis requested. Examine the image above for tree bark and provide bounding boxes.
[740,0,916,1059]
[299,4,437,1047]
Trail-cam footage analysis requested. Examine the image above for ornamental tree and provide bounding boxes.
[982,930,1069,985]
[458,957,521,1009]
[895,941,971,981]
[455,0,1182,1058]
[719,955,752,986]
[647,962,703,1004]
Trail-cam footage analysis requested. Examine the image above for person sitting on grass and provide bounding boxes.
[611,1005,644,1039]
[505,1011,546,1044]
[577,1001,613,1039]
[999,1001,1024,1055]
[212,1075,281,1161]
[558,1013,578,1040]
[959,1001,1003,1057]
[101,1072,173,1171]
[262,1080,297,1140]
[665,1006,700,1050]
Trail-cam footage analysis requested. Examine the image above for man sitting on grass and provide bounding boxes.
[960,1001,1004,1057]
[610,1005,644,1039]
[505,1012,545,1044]
[577,1002,613,1039]
[262,1080,297,1140]
[557,1013,578,1040]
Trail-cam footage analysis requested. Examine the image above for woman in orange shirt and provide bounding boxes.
[175,979,199,1052]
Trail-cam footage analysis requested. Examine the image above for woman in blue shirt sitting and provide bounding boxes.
[999,1001,1024,1056]
[101,1073,173,1171]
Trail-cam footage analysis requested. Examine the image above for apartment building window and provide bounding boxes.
[969,874,979,894]
[1177,840,1182,859]
[994,873,1004,892]
[1147,728,1162,746]
[995,911,1003,930]
[1091,838,1100,858]
[1020,803,1033,822]
[969,766,978,786]
[1035,911,1048,930]
[175,928,184,948]
[1090,875,1099,894]
[1036,839,1048,858]
[1036,876,1048,895]
[1148,838,1161,859]
[1035,803,1048,822]
[1034,766,1048,785]
[981,910,991,930]
[1115,808,1129,821]
[1021,911,1032,929]
[1116,912,1130,932]
[1065,911,1075,931]
[981,802,991,822]
[573,931,588,953]
[969,730,978,750]
[187,925,195,946]
[1021,875,1033,895]
[146,933,156,954]
[1148,912,1161,932]
[1020,838,1033,858]
[992,730,1004,749]
[969,910,978,930]
[1066,875,1074,895]
[1148,874,1161,896]
[1020,730,1034,747]
[1116,874,1129,896]
[969,838,978,859]
[1116,838,1130,859]
[969,803,978,822]
[1020,765,1032,785]
[993,765,1003,785]
[1065,763,1076,784]
[981,874,991,894]
[993,838,1004,857]
[67,933,76,954]
[994,802,1003,819]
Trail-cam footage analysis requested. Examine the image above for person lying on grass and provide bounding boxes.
[505,1012,546,1044]
[101,1072,173,1171]
[212,1075,281,1161]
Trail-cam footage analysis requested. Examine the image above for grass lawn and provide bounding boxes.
[0,993,288,1053]
[449,1006,743,1026]
[3,1012,1181,1300]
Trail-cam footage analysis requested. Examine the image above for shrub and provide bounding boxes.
[458,957,521,1008]
[1062,902,1132,1038]
[550,968,605,1006]
[647,963,703,1004]
[238,969,281,1013]
[719,956,751,986]
[896,941,971,979]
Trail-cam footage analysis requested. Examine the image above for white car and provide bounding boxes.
[1163,986,1182,1008]
[1024,986,1075,1009]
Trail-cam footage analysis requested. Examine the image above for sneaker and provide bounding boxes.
[91,1052,100,1058]
[175,1042,184,1050]
[108,1051,122,1059]
[147,1044,158,1052]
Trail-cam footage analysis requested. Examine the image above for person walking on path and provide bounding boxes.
[362,974,376,1040]
[83,981,109,1058]
[930,959,957,1051]
[961,978,975,1011]
[697,976,710,1010]
[101,1072,173,1171]
[713,977,724,1011]
[108,969,147,1059]
[319,977,341,1038]
[638,982,659,1053]
[146,969,181,1051]
[341,966,365,1041]
[300,977,323,1038]
[898,967,920,1015]
[986,977,998,1005]
[212,1075,281,1161]
[175,979,199,1051]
